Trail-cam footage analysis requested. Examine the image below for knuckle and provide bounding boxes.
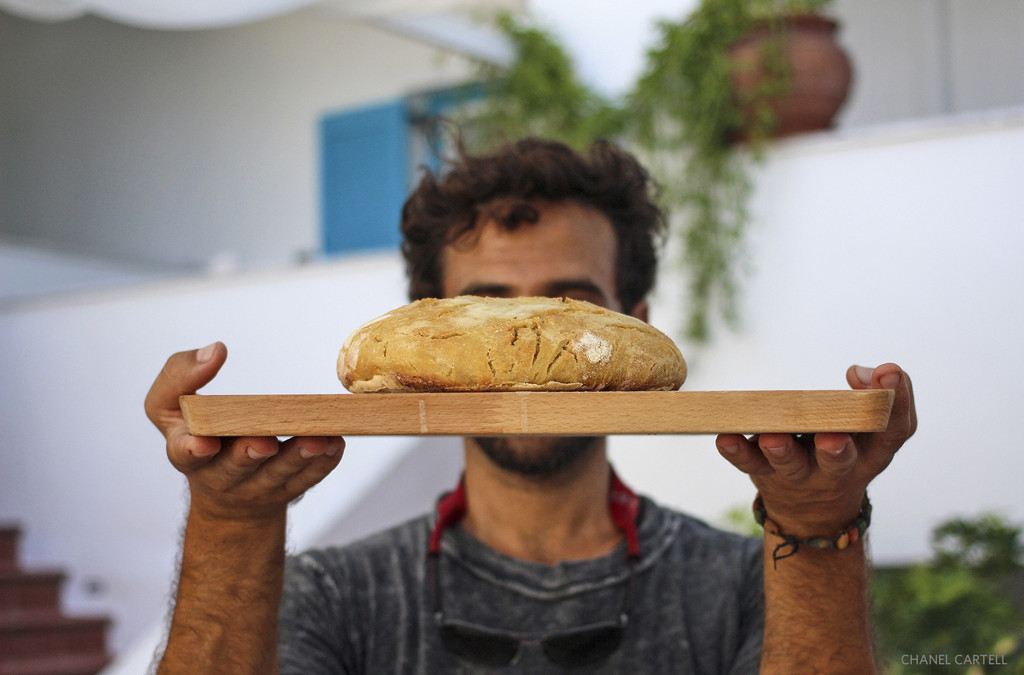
[780,465,809,480]
[257,463,294,488]
[718,445,762,474]
[762,446,797,467]
[285,469,330,497]
[820,459,855,479]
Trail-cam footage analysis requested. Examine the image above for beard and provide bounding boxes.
[472,435,600,478]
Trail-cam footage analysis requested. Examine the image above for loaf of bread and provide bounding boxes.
[338,296,686,393]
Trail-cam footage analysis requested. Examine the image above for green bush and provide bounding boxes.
[871,514,1024,674]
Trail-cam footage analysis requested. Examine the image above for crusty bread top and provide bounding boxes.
[338,296,686,393]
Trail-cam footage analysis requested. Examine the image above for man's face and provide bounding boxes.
[441,200,633,478]
[441,200,623,311]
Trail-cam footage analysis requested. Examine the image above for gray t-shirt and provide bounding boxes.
[279,497,764,674]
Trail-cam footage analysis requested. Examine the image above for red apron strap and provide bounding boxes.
[429,475,467,555]
[609,468,641,560]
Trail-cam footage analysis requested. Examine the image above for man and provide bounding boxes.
[145,138,916,673]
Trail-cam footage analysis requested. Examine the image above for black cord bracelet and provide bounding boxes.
[752,493,872,568]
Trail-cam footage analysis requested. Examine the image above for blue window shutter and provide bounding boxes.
[320,100,408,255]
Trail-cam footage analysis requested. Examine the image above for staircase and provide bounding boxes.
[0,525,110,675]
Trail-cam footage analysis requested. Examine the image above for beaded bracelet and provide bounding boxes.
[752,493,872,568]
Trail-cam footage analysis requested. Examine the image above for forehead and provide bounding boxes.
[440,200,619,307]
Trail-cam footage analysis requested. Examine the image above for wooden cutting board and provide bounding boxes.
[180,390,893,437]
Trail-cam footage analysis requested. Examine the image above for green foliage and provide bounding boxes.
[933,513,1024,577]
[626,0,831,341]
[871,513,1024,673]
[720,502,763,538]
[628,4,750,341]
[468,14,625,152]
[468,1,836,341]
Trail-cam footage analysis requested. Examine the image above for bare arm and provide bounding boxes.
[718,363,917,673]
[145,343,345,674]
[165,502,287,674]
[759,522,873,672]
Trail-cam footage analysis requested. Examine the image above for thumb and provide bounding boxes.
[145,342,227,434]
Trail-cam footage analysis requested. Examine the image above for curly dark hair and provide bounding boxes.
[400,137,666,312]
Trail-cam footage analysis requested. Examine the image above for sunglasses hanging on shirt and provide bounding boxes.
[426,470,642,668]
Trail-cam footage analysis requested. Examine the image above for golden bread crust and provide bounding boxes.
[338,296,687,393]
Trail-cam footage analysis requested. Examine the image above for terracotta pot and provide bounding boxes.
[728,14,853,140]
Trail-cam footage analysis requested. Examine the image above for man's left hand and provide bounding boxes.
[716,363,917,536]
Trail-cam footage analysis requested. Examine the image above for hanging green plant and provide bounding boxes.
[628,0,837,341]
[466,13,625,151]
[467,1,847,342]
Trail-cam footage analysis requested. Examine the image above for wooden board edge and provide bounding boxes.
[179,390,894,437]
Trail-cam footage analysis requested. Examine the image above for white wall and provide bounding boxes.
[819,0,1024,128]
[0,8,476,270]
[610,109,1024,566]
[0,240,172,303]
[2,110,1022,666]
[0,254,421,659]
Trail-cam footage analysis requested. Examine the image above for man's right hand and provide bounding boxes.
[145,342,343,673]
[144,341,345,520]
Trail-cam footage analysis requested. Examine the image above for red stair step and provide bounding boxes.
[0,571,64,616]
[0,525,112,674]
[0,613,110,662]
[0,651,110,675]
[0,528,19,572]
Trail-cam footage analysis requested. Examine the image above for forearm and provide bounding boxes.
[158,502,287,675]
[145,344,346,674]
[760,536,874,674]
[716,364,915,673]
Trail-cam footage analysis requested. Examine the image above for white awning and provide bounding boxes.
[0,0,522,30]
